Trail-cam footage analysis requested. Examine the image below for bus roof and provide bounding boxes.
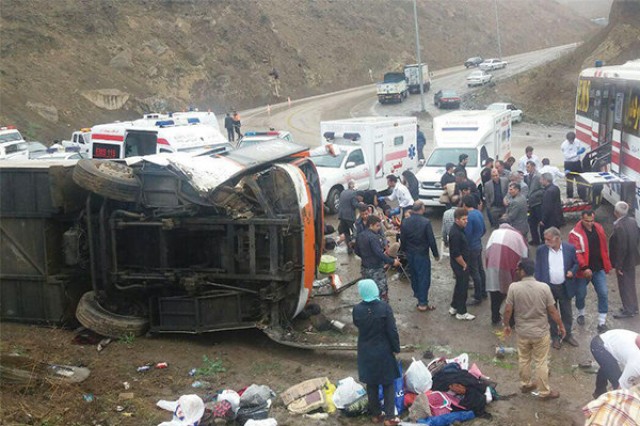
[580,60,640,81]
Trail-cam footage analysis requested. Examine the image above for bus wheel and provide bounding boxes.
[73,159,140,202]
[76,291,149,338]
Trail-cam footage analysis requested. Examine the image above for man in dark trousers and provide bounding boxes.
[224,112,235,142]
[400,201,439,311]
[534,227,579,349]
[609,201,640,318]
[338,180,359,254]
[484,167,509,228]
[462,195,487,306]
[417,125,426,162]
[448,208,475,320]
[525,160,543,245]
[539,172,564,236]
[454,153,469,178]
[355,215,401,302]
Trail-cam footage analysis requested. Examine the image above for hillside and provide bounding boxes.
[469,0,639,125]
[0,0,597,141]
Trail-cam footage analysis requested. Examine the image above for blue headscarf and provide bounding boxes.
[358,279,380,302]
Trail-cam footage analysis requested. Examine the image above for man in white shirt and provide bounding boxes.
[517,146,542,174]
[385,174,413,219]
[539,158,565,185]
[590,329,640,398]
[560,131,585,199]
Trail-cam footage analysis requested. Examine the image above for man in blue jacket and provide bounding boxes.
[534,227,579,349]
[462,195,487,306]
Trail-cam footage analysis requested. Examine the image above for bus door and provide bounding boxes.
[123,130,158,158]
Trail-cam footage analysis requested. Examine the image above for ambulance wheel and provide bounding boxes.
[327,187,342,214]
[73,159,140,202]
[76,291,149,338]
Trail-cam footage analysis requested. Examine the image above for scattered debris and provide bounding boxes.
[97,338,112,352]
[83,394,94,402]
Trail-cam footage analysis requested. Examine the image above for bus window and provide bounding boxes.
[124,131,157,157]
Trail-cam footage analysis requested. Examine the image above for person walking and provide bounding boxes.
[485,224,528,325]
[416,125,426,162]
[338,180,359,254]
[609,201,640,318]
[232,111,242,139]
[503,182,529,239]
[539,172,564,235]
[569,210,612,333]
[224,112,235,142]
[525,161,544,245]
[561,131,584,199]
[355,216,401,302]
[352,279,401,426]
[448,208,475,321]
[589,329,640,398]
[503,258,565,400]
[400,201,439,311]
[534,227,580,349]
[484,168,509,228]
[462,195,487,306]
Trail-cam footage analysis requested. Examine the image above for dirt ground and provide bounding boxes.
[2,189,639,426]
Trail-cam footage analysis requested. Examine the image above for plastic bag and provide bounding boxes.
[379,360,405,415]
[217,389,240,414]
[446,353,469,370]
[156,394,205,426]
[245,420,277,426]
[332,377,366,409]
[240,384,275,408]
[405,358,433,394]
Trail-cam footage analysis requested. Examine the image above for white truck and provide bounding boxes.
[404,63,431,94]
[0,125,29,161]
[311,116,418,213]
[60,128,92,154]
[416,110,512,207]
[376,72,409,104]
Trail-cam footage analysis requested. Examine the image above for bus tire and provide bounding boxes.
[73,159,140,202]
[76,291,149,338]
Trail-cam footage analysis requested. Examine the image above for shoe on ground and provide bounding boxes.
[613,311,634,319]
[563,335,579,347]
[520,383,537,393]
[449,307,457,316]
[577,315,585,325]
[538,390,560,400]
[597,324,609,334]
[467,298,481,306]
[456,312,476,321]
[552,339,562,350]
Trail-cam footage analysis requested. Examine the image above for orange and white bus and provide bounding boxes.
[575,60,640,227]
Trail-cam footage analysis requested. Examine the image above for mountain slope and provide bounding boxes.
[0,0,596,141]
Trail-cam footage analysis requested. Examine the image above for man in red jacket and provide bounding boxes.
[568,210,612,333]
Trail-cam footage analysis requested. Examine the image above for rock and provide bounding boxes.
[109,49,133,70]
[144,39,168,56]
[147,66,158,78]
[81,89,130,110]
[26,102,58,123]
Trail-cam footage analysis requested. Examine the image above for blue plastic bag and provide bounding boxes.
[379,360,404,415]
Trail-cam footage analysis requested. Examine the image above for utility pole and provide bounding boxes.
[413,0,426,113]
[494,0,503,59]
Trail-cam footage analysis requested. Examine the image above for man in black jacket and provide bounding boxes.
[355,215,401,301]
[525,161,544,245]
[454,154,469,178]
[539,173,564,236]
[338,180,359,254]
[448,208,475,320]
[400,202,439,311]
[224,113,235,142]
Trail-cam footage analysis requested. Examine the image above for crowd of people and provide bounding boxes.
[340,140,640,424]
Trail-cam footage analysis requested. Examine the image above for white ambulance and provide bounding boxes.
[416,110,512,207]
[311,116,418,213]
[90,116,229,159]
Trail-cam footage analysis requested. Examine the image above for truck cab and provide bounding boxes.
[0,126,29,161]
[376,72,409,104]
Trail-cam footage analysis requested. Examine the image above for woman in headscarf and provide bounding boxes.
[352,279,401,426]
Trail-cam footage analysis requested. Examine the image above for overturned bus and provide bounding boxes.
[0,140,324,337]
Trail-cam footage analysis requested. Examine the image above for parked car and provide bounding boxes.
[433,89,461,109]
[466,70,493,87]
[237,130,294,149]
[480,58,507,71]
[464,57,484,68]
[25,141,48,159]
[486,102,524,123]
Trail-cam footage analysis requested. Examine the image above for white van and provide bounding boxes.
[416,110,512,206]
[311,116,418,213]
[0,126,29,161]
[90,118,230,159]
